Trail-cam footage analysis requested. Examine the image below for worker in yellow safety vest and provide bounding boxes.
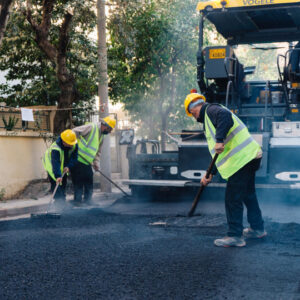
[43,129,78,204]
[70,116,116,205]
[184,91,267,247]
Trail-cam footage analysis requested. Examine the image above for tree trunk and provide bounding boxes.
[53,77,77,133]
[97,0,111,192]
[26,1,77,134]
[0,0,13,47]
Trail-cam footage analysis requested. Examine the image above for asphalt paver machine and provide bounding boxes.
[123,0,300,202]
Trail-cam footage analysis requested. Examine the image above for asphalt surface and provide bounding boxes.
[1,198,300,300]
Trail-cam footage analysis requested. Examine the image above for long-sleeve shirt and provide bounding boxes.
[72,123,104,169]
[51,137,78,179]
[197,103,234,143]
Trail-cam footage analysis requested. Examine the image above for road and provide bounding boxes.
[1,197,300,300]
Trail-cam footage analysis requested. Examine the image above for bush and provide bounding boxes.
[2,116,19,131]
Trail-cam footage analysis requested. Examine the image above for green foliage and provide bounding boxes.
[107,0,201,140]
[107,0,283,144]
[2,115,19,131]
[0,0,98,113]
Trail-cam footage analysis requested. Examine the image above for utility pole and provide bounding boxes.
[97,0,111,192]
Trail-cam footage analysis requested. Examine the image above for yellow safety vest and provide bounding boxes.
[77,123,104,165]
[43,142,76,181]
[204,105,261,180]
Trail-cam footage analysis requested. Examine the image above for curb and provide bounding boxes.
[0,203,48,219]
[0,188,128,220]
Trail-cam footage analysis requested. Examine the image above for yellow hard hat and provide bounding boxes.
[103,116,116,129]
[61,129,77,145]
[184,92,206,117]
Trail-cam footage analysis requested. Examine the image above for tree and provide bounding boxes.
[108,0,200,150]
[0,0,98,133]
[25,0,95,133]
[0,0,14,46]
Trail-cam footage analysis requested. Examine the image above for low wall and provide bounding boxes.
[0,130,130,199]
[0,131,53,199]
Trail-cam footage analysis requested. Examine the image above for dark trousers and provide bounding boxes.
[225,158,264,237]
[48,174,67,202]
[71,162,93,203]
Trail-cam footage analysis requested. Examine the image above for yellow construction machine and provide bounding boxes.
[123,0,300,203]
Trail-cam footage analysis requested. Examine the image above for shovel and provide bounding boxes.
[31,172,67,220]
[188,153,219,217]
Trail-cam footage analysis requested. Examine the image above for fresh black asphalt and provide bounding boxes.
[1,199,300,300]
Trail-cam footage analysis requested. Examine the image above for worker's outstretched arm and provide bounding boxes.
[72,123,93,138]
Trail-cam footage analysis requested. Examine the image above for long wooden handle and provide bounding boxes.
[97,170,130,197]
[188,153,219,217]
[46,171,67,213]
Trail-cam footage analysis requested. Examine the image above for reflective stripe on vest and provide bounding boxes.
[78,123,104,165]
[204,105,261,180]
[43,142,75,181]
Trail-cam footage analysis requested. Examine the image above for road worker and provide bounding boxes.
[43,129,78,204]
[184,91,266,247]
[70,116,116,205]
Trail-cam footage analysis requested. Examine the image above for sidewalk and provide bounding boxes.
[0,172,128,220]
[0,188,126,221]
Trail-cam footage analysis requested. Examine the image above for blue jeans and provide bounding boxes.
[225,158,264,237]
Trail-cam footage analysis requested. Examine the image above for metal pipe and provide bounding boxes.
[225,80,233,108]
[197,13,206,93]
[268,81,275,120]
[224,57,237,108]
[264,82,269,131]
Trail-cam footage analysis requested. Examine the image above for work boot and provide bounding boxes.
[243,228,267,239]
[214,236,246,247]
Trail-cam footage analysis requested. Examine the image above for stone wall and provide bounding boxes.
[0,130,129,199]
